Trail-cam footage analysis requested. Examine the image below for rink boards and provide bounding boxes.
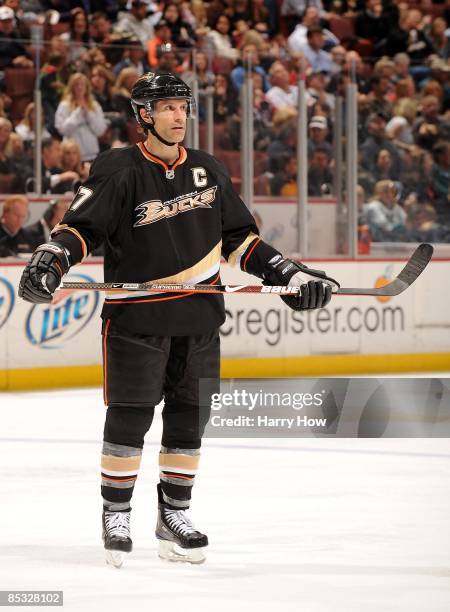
[0,257,449,389]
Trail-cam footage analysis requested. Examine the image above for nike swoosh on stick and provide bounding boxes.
[224,285,246,293]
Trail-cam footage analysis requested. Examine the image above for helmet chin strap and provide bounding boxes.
[147,117,177,147]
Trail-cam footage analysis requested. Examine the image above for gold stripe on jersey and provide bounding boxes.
[105,240,222,299]
[227,232,259,267]
[52,223,88,260]
[152,240,221,284]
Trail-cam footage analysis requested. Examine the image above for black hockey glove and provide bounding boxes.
[263,255,339,311]
[18,242,71,304]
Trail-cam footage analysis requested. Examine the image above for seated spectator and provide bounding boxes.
[213,73,237,123]
[356,184,372,254]
[366,75,394,121]
[265,61,298,110]
[0,5,32,69]
[355,0,390,52]
[192,51,214,92]
[60,8,91,65]
[147,19,173,69]
[7,132,33,192]
[267,118,297,173]
[115,0,162,48]
[24,199,68,250]
[263,32,290,65]
[400,149,434,205]
[113,37,149,77]
[61,138,90,183]
[308,115,332,158]
[271,154,298,196]
[162,2,196,48]
[288,7,339,54]
[39,137,80,195]
[298,27,333,75]
[330,45,346,74]
[3,0,30,40]
[82,47,111,73]
[227,86,273,151]
[230,43,269,94]
[392,53,410,83]
[91,11,113,46]
[281,0,326,32]
[431,141,450,223]
[156,48,184,74]
[413,95,450,151]
[0,195,33,256]
[365,180,407,241]
[373,58,396,81]
[334,50,370,95]
[206,14,239,61]
[360,112,402,177]
[40,53,67,136]
[0,117,14,175]
[231,18,251,49]
[111,67,140,122]
[90,65,115,112]
[183,51,214,121]
[426,17,449,60]
[306,72,335,111]
[238,29,269,55]
[373,148,399,185]
[406,203,445,243]
[55,73,107,162]
[385,10,436,67]
[420,79,445,108]
[0,84,11,118]
[386,98,417,147]
[395,77,416,103]
[308,146,333,196]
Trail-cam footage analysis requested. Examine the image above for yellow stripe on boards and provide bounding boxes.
[221,353,450,377]
[2,365,103,391]
[1,352,449,390]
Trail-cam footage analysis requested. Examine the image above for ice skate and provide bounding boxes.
[156,485,208,564]
[102,509,132,568]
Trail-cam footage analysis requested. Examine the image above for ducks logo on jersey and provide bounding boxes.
[134,186,217,227]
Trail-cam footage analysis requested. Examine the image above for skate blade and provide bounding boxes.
[105,549,129,568]
[158,540,206,564]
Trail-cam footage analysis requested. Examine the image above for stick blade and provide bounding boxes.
[337,243,434,297]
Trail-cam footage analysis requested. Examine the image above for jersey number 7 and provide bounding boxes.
[70,186,94,212]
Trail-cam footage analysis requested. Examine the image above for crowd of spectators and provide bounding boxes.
[0,0,448,256]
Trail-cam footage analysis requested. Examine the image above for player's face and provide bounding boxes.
[153,99,188,143]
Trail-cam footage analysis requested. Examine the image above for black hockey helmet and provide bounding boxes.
[130,72,196,131]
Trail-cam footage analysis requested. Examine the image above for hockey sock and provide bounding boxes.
[158,447,200,510]
[101,442,142,511]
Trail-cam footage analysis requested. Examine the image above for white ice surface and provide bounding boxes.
[1,387,449,612]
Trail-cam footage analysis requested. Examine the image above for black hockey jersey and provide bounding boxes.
[52,143,279,335]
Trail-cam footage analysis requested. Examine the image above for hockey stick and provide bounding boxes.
[60,243,433,298]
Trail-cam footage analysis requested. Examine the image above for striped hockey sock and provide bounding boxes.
[101,441,142,511]
[159,447,200,509]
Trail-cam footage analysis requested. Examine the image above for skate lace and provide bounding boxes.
[104,511,130,539]
[164,509,197,536]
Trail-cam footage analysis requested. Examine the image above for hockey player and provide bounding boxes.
[18,73,336,568]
